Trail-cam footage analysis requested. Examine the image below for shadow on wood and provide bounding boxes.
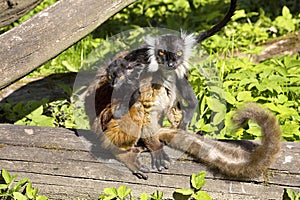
[0,124,299,199]
[0,73,77,123]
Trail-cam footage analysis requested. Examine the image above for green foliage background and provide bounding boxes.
[0,0,299,141]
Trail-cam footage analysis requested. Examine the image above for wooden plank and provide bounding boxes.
[0,124,299,199]
[0,0,135,89]
[0,0,43,28]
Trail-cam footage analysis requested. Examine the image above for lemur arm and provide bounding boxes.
[175,76,198,129]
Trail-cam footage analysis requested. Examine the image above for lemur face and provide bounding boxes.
[154,35,185,70]
[155,49,183,70]
[146,33,196,78]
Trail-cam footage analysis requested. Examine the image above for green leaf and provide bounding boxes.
[175,188,194,196]
[282,6,292,19]
[191,172,207,190]
[30,106,44,118]
[8,174,18,188]
[1,169,11,184]
[26,182,38,199]
[151,191,163,200]
[62,61,78,72]
[281,123,300,138]
[13,192,27,200]
[276,94,288,104]
[236,91,252,102]
[33,115,55,127]
[98,194,107,200]
[225,91,237,105]
[231,9,247,21]
[193,191,212,200]
[117,186,131,199]
[140,192,148,200]
[206,97,226,113]
[13,178,29,192]
[284,188,296,200]
[104,187,118,199]
[212,111,226,126]
[36,195,48,200]
[246,121,262,137]
[0,184,8,190]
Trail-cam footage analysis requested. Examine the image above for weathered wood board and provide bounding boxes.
[0,124,299,199]
[0,0,135,89]
[0,0,43,28]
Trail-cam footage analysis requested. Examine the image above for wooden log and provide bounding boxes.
[253,31,300,62]
[0,0,135,89]
[0,0,43,28]
[0,124,299,199]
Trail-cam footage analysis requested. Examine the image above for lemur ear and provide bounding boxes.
[180,31,196,60]
[145,36,156,47]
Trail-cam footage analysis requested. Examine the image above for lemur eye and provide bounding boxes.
[176,51,183,56]
[158,50,164,56]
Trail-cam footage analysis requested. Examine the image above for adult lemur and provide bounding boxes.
[85,0,281,180]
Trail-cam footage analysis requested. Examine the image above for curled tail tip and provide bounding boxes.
[231,103,274,127]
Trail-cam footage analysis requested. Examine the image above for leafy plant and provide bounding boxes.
[98,186,164,200]
[99,186,132,200]
[188,48,300,141]
[283,188,300,200]
[0,169,48,200]
[174,171,211,200]
[98,172,211,200]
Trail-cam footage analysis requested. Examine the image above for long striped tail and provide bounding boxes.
[158,103,281,178]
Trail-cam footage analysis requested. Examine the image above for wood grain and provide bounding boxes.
[0,0,43,28]
[0,0,135,89]
[0,124,299,199]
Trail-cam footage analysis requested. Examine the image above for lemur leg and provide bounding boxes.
[141,136,170,171]
[115,147,149,180]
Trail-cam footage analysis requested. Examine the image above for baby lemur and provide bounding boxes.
[85,0,281,180]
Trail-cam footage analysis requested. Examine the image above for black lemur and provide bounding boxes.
[85,0,281,180]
